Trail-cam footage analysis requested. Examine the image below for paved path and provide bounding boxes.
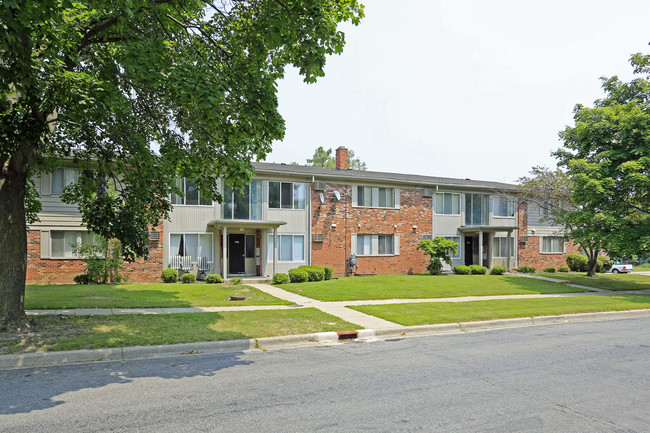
[25,282,650,330]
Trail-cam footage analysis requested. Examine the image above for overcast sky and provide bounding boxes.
[265,0,650,184]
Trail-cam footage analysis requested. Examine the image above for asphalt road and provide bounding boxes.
[2,317,650,432]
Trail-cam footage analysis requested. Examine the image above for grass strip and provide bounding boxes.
[25,283,292,309]
[350,294,650,326]
[0,309,356,355]
[279,274,589,302]
[535,273,650,291]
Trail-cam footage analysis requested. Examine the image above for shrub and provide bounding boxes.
[558,266,570,272]
[230,277,243,285]
[272,273,290,284]
[597,256,612,273]
[181,272,196,283]
[324,267,333,280]
[298,265,325,282]
[490,266,506,275]
[73,274,93,285]
[205,274,224,284]
[288,268,309,283]
[469,265,488,275]
[161,268,178,283]
[566,254,588,272]
[517,265,536,273]
[453,265,470,275]
[544,267,556,273]
[75,236,126,284]
[427,257,443,275]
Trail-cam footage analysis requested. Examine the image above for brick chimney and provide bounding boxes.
[335,146,348,170]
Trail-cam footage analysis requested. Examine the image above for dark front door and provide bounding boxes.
[464,236,474,266]
[229,234,245,274]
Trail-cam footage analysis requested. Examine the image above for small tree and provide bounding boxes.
[304,146,368,170]
[75,236,126,284]
[417,238,458,275]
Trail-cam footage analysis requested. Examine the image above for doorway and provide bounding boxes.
[464,236,474,266]
[228,234,245,274]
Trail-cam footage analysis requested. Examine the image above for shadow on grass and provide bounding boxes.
[536,274,650,291]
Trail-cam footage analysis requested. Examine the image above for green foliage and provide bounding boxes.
[453,265,470,275]
[490,266,507,275]
[597,256,613,273]
[417,237,458,275]
[73,274,92,285]
[566,254,589,272]
[230,277,243,286]
[205,274,224,284]
[297,266,325,282]
[75,236,125,284]
[544,267,556,273]
[181,273,196,284]
[288,268,309,283]
[305,147,368,170]
[272,273,290,285]
[517,265,536,273]
[558,266,570,272]
[161,268,178,283]
[324,267,333,280]
[469,265,488,275]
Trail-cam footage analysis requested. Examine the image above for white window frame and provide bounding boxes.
[49,230,98,259]
[268,182,306,210]
[541,236,565,254]
[50,168,78,195]
[434,193,461,215]
[441,235,462,259]
[354,234,398,256]
[169,232,214,263]
[354,186,398,209]
[222,179,262,219]
[492,196,515,217]
[267,234,305,262]
[171,178,212,206]
[493,236,515,258]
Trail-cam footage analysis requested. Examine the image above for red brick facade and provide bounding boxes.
[26,225,164,284]
[311,183,431,276]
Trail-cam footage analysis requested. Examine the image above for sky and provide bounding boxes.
[266,0,650,184]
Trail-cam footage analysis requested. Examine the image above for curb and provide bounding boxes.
[3,309,650,370]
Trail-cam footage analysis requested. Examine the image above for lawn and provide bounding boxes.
[0,309,356,354]
[534,273,650,291]
[25,283,292,309]
[350,294,650,326]
[278,274,591,301]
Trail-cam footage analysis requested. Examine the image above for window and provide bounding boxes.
[442,236,462,259]
[51,168,78,194]
[357,186,395,208]
[435,193,460,215]
[493,237,515,257]
[268,182,306,210]
[245,234,256,258]
[170,233,213,262]
[357,234,395,256]
[50,231,97,258]
[465,194,489,226]
[492,196,515,217]
[171,178,212,206]
[267,234,305,262]
[222,180,262,219]
[542,237,564,253]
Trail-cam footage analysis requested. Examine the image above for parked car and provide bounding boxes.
[611,264,633,274]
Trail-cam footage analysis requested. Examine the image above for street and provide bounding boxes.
[2,317,650,432]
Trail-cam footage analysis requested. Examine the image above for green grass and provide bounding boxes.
[278,274,590,301]
[25,283,292,309]
[634,263,650,270]
[350,294,650,326]
[0,309,356,354]
[535,273,650,291]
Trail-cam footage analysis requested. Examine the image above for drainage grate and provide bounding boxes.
[337,330,359,340]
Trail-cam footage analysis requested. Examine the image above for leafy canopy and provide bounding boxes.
[304,146,367,170]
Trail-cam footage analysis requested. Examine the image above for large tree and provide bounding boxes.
[0,0,364,329]
[305,145,367,170]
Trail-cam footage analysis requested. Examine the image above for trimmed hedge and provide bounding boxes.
[297,265,325,282]
[181,273,196,283]
[324,267,333,280]
[288,268,309,283]
[469,265,488,275]
[558,266,569,272]
[230,277,243,285]
[273,273,290,284]
[453,265,470,275]
[161,268,178,283]
[205,274,224,284]
[566,254,588,272]
[517,265,536,273]
[544,267,556,273]
[489,266,506,275]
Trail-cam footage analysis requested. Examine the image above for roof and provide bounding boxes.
[252,162,517,191]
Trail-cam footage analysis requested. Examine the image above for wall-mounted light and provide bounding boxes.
[331,223,337,229]
[412,225,418,230]
[358,223,361,228]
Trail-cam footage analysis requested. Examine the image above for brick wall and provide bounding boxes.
[311,183,432,275]
[26,224,164,284]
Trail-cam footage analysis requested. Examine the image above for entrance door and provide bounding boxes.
[464,236,474,266]
[228,234,245,274]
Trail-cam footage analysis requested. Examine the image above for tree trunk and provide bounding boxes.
[586,248,599,277]
[0,163,29,329]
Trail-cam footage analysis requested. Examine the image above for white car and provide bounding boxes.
[611,264,633,274]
